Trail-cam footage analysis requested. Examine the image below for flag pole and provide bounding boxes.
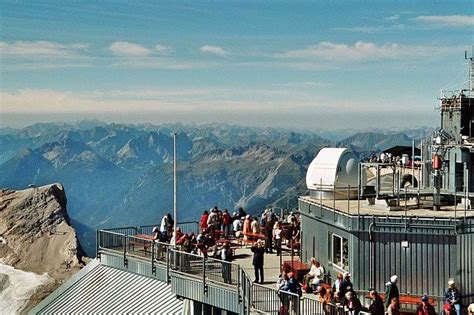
[173,133,177,248]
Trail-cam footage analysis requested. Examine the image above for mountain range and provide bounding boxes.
[0,121,429,255]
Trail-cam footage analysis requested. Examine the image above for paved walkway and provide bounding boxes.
[232,245,301,288]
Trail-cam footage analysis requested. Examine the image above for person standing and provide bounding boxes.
[385,275,399,309]
[199,210,209,233]
[264,209,275,253]
[222,209,231,238]
[282,272,302,314]
[251,240,265,284]
[220,243,233,284]
[160,213,172,242]
[250,216,260,233]
[332,273,344,302]
[339,272,353,296]
[273,222,283,256]
[444,280,462,315]
[243,215,252,240]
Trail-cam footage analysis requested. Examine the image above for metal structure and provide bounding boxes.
[299,55,474,312]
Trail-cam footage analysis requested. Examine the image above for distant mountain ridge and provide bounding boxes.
[0,121,423,255]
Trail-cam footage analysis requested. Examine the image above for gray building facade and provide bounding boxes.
[299,196,474,307]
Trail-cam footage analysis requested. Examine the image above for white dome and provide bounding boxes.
[306,148,359,190]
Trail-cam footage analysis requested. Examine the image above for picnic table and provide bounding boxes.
[243,232,266,240]
[282,260,310,283]
[239,232,266,247]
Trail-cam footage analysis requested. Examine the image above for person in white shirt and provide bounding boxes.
[160,213,172,241]
[311,260,325,289]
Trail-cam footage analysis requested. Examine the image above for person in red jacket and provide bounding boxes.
[200,210,209,232]
[222,208,231,238]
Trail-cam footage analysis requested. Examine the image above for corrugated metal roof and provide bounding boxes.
[31,261,182,314]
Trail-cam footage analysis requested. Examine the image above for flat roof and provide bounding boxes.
[299,195,474,219]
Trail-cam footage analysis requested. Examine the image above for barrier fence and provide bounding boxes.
[97,228,362,315]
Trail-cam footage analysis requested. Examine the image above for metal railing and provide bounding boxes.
[97,227,361,315]
[239,268,252,314]
[103,221,199,234]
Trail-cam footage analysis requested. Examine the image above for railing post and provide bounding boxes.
[96,230,100,259]
[166,248,171,283]
[203,256,207,295]
[347,185,350,214]
[237,266,241,296]
[151,241,156,274]
[123,234,128,268]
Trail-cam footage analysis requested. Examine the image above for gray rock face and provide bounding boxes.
[0,184,85,278]
[0,273,9,292]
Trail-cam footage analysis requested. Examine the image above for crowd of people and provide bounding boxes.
[152,210,472,315]
[293,261,469,315]
[152,206,301,261]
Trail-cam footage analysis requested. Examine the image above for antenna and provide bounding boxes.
[465,50,474,97]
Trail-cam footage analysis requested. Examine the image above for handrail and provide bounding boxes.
[96,228,336,315]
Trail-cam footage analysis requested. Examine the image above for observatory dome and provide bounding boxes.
[306,148,359,199]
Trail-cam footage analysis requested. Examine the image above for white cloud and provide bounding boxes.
[1,62,92,71]
[385,15,400,21]
[199,45,229,57]
[334,24,406,33]
[0,41,88,57]
[279,81,328,88]
[274,41,454,62]
[109,41,151,56]
[110,58,214,70]
[412,15,474,27]
[155,44,173,55]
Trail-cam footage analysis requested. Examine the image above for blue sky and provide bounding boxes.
[1,1,473,130]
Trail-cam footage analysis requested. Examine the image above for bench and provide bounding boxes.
[378,293,437,306]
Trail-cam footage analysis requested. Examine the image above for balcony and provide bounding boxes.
[96,222,343,315]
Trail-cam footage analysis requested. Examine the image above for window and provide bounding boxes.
[331,234,349,270]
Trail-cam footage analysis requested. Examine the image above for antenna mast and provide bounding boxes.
[465,50,474,97]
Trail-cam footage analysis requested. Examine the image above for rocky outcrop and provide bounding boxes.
[0,183,85,279]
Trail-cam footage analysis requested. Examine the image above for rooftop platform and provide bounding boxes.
[299,194,474,219]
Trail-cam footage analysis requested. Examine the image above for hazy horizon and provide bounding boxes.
[1,110,438,133]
